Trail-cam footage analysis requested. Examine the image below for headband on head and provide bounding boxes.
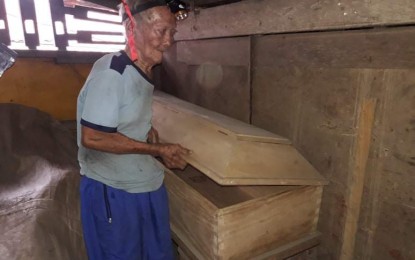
[122,0,189,21]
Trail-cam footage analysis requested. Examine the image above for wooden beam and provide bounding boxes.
[253,27,415,70]
[176,0,415,40]
[340,98,377,260]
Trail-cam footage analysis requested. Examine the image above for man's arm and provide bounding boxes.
[81,125,189,169]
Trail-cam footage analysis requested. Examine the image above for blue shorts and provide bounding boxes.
[80,176,173,260]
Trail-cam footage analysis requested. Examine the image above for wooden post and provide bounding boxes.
[340,98,377,260]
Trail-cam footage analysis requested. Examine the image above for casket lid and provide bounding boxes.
[153,91,327,186]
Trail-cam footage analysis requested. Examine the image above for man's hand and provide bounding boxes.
[158,143,191,170]
[82,126,190,167]
[147,127,159,144]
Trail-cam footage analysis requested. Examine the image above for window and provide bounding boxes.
[0,0,125,54]
[4,0,28,50]
[24,20,36,34]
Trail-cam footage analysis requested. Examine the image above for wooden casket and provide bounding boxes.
[152,91,327,260]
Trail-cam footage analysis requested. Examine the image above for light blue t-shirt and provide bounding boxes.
[77,51,164,193]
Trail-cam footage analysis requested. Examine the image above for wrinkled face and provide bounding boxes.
[134,6,177,67]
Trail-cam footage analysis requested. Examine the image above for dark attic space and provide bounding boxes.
[0,0,414,259]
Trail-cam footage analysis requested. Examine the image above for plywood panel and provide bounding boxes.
[153,91,326,186]
[252,67,359,151]
[164,170,218,259]
[316,181,348,259]
[173,165,299,209]
[362,70,415,260]
[252,67,359,186]
[252,233,320,260]
[155,91,289,144]
[165,167,324,260]
[381,71,415,174]
[371,201,415,260]
[253,28,415,69]
[295,69,359,186]
[162,15,415,260]
[217,186,323,259]
[176,38,250,66]
[161,39,251,122]
[250,67,302,141]
[250,30,369,260]
[176,0,415,40]
[249,30,415,260]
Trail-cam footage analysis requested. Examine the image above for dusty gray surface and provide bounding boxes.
[0,104,86,260]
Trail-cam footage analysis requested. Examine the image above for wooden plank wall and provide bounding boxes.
[0,58,91,120]
[159,0,415,259]
[159,37,251,123]
[175,0,415,40]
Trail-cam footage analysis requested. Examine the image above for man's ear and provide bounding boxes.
[124,19,132,29]
[125,19,138,37]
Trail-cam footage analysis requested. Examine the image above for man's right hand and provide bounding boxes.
[81,125,190,169]
[157,144,191,170]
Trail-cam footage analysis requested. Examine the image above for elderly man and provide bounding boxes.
[76,0,189,259]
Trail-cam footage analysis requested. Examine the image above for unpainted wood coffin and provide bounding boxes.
[152,91,327,259]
